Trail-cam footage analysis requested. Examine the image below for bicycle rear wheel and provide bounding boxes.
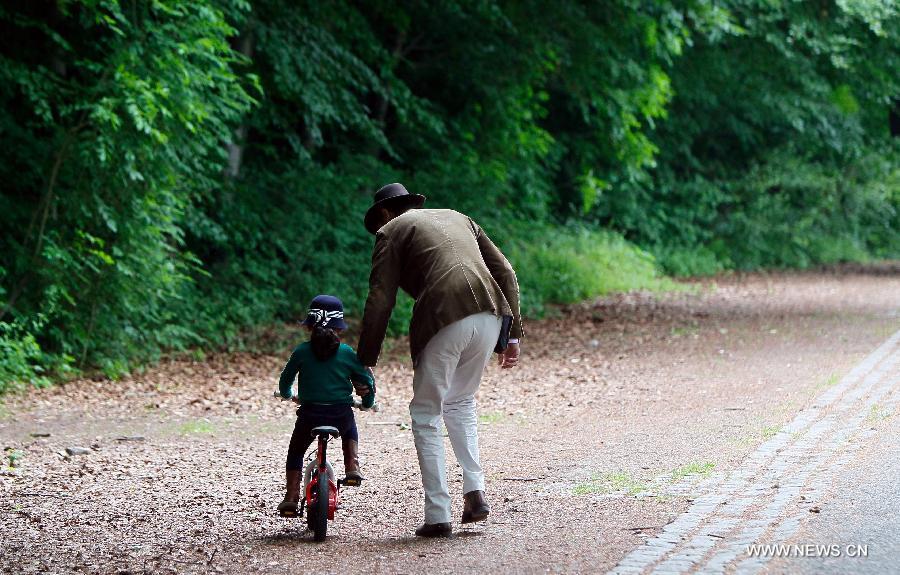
[311,470,329,541]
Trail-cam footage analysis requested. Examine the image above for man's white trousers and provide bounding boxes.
[409,311,502,524]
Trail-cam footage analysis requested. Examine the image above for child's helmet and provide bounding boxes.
[301,295,348,330]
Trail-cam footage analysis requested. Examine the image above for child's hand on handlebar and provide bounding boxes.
[353,397,381,412]
[274,391,300,404]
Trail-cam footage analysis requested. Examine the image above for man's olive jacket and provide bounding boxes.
[357,209,522,366]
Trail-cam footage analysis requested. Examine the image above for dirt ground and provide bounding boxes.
[2,267,898,575]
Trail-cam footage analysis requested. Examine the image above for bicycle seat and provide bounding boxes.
[310,426,340,438]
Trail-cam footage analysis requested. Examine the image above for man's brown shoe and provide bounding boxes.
[461,490,489,524]
[415,522,452,538]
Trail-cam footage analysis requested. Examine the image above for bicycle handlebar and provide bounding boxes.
[351,397,381,413]
[273,391,380,412]
[273,391,300,404]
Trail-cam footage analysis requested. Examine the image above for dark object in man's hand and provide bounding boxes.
[494,315,513,353]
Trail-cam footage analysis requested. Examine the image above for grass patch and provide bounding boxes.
[4,448,24,471]
[813,373,840,392]
[865,404,891,426]
[478,412,505,424]
[177,419,216,435]
[670,461,715,481]
[241,417,288,437]
[728,435,755,448]
[575,462,720,501]
[729,424,784,448]
[573,471,648,496]
[670,325,700,338]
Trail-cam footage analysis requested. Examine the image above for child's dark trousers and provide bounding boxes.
[286,403,358,470]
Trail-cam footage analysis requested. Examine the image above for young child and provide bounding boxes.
[277,294,375,516]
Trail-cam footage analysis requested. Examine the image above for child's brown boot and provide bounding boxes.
[342,438,364,484]
[277,469,301,516]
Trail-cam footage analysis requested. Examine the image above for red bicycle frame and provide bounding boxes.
[305,434,339,520]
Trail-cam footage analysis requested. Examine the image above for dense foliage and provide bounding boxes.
[1,0,897,390]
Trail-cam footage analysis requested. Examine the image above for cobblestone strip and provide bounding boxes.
[707,346,899,575]
[608,329,900,575]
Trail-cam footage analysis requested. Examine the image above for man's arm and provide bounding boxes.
[472,220,523,339]
[349,362,376,408]
[356,232,401,367]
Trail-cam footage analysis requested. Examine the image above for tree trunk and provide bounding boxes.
[226,32,254,178]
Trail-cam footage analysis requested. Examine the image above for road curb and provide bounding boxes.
[609,328,900,575]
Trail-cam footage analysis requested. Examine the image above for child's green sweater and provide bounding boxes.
[279,342,375,406]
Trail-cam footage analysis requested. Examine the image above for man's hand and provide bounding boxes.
[498,342,520,369]
[353,367,375,396]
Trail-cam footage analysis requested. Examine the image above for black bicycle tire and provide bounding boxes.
[312,470,329,541]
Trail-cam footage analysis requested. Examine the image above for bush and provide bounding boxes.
[505,224,673,316]
[2,1,897,393]
[654,245,727,278]
[645,147,899,275]
[0,318,72,393]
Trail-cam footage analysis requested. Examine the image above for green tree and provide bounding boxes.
[0,0,254,385]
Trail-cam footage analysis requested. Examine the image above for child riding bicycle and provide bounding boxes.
[276,294,375,516]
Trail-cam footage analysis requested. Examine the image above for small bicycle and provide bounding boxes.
[274,393,377,541]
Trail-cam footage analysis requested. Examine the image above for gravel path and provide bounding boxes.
[2,268,898,574]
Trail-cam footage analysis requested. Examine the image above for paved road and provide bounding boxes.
[609,329,900,574]
[768,405,900,574]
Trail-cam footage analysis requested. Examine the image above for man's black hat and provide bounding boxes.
[364,183,426,234]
